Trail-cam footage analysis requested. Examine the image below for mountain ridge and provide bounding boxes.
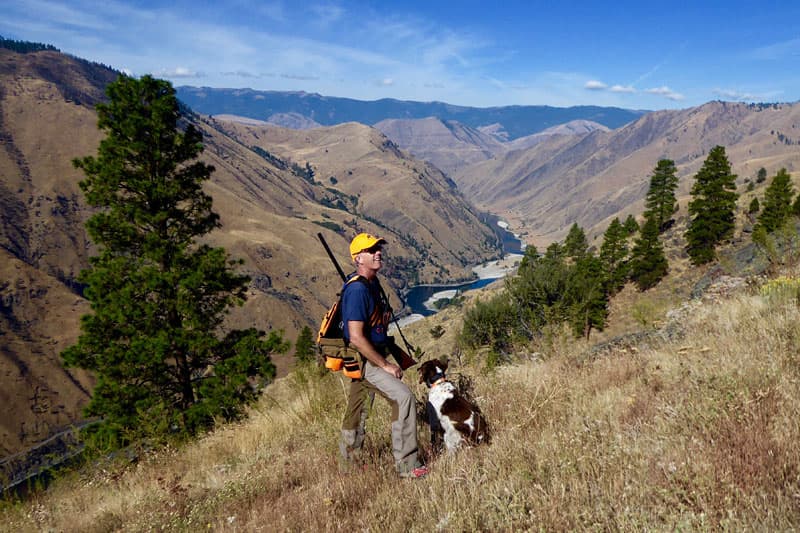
[450,100,800,245]
[175,86,645,141]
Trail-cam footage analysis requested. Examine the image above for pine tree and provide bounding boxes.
[565,254,608,339]
[685,145,739,265]
[518,245,539,271]
[507,242,570,328]
[793,194,800,217]
[63,75,286,450]
[599,217,629,295]
[755,168,795,234]
[623,214,640,235]
[294,326,315,364]
[644,159,679,232]
[563,223,588,260]
[749,197,760,214]
[629,216,668,290]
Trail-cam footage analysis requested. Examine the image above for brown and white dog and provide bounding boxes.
[418,358,490,453]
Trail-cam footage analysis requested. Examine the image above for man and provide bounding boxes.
[339,233,428,479]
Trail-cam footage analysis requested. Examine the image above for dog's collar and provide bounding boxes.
[426,372,447,388]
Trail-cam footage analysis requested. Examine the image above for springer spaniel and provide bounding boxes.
[418,358,490,453]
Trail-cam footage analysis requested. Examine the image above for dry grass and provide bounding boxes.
[4,280,800,531]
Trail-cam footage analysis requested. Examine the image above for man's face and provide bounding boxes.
[358,244,383,271]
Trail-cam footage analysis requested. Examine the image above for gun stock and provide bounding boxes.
[388,337,417,370]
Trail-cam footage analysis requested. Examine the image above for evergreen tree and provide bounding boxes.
[643,159,679,232]
[63,75,286,450]
[623,214,640,235]
[685,145,738,265]
[749,197,760,214]
[294,326,315,364]
[755,168,795,234]
[629,217,668,290]
[599,217,629,295]
[756,167,767,183]
[460,294,518,357]
[566,254,608,339]
[507,242,570,329]
[563,223,589,260]
[518,244,539,271]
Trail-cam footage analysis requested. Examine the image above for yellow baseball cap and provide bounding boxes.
[350,233,386,260]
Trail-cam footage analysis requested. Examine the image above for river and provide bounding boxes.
[396,218,524,326]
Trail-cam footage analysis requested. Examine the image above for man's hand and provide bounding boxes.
[348,320,403,379]
[382,362,403,379]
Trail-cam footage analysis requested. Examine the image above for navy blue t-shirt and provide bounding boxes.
[341,276,388,348]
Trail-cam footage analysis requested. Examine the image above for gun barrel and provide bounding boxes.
[318,232,346,281]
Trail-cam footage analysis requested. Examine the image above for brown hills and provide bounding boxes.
[372,117,610,182]
[374,117,506,176]
[0,48,500,457]
[210,117,498,282]
[451,101,800,246]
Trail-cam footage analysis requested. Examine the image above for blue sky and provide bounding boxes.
[3,0,800,110]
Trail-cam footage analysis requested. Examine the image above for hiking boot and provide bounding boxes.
[398,465,429,479]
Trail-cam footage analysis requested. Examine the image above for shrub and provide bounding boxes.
[429,325,445,339]
[759,276,800,304]
[460,294,518,355]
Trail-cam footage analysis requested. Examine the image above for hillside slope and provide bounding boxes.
[0,48,500,457]
[373,117,506,176]
[4,257,800,530]
[211,118,498,285]
[455,101,800,245]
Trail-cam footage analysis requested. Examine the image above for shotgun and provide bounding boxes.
[316,232,417,370]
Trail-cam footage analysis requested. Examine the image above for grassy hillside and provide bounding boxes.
[3,255,800,530]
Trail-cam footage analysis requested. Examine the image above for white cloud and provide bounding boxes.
[585,80,608,90]
[584,81,637,96]
[749,37,800,61]
[712,88,757,101]
[712,88,783,102]
[222,70,260,78]
[7,0,111,31]
[280,73,320,81]
[309,3,345,28]
[155,67,203,78]
[645,86,684,101]
[610,85,636,93]
[378,78,395,86]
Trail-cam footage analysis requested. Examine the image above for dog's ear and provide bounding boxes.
[440,358,449,371]
[417,361,430,384]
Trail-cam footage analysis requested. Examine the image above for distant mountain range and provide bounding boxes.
[451,100,800,245]
[373,117,610,176]
[175,86,645,141]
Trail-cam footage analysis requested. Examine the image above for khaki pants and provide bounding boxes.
[340,360,419,472]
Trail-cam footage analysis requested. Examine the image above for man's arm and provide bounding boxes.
[347,320,402,378]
